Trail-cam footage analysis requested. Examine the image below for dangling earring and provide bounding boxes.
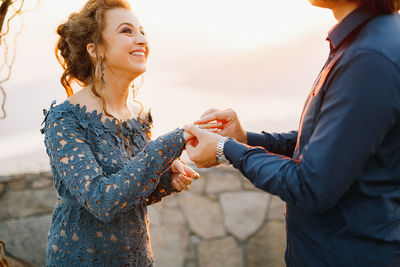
[131,75,144,100]
[131,82,136,101]
[100,57,105,90]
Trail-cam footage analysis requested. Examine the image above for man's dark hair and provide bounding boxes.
[355,0,400,14]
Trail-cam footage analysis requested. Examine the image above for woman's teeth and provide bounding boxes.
[131,51,145,56]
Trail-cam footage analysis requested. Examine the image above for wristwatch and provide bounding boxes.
[216,136,233,165]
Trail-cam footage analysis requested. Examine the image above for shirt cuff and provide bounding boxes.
[223,139,249,168]
[247,132,267,147]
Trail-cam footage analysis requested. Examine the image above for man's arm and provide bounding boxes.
[194,109,298,157]
[247,131,298,157]
[224,50,400,213]
[187,50,400,213]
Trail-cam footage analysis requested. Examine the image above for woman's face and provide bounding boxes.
[101,8,149,80]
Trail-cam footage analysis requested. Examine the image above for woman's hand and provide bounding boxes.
[183,123,222,143]
[170,160,199,192]
[184,125,221,168]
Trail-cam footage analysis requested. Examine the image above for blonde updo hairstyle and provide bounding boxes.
[56,0,146,148]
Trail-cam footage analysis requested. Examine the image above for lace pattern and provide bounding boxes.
[41,101,185,266]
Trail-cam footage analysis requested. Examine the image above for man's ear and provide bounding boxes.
[87,43,97,59]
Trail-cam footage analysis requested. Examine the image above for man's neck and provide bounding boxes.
[331,2,360,22]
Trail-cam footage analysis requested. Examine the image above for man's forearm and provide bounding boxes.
[246,131,298,157]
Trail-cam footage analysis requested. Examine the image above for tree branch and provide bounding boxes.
[0,0,13,34]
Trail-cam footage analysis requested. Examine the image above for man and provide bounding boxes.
[184,0,400,266]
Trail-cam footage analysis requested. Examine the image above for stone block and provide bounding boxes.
[161,208,186,226]
[12,173,42,181]
[247,221,286,267]
[148,203,162,226]
[185,235,200,261]
[205,172,241,194]
[0,214,52,267]
[179,192,225,239]
[242,178,256,190]
[184,260,197,267]
[189,175,206,195]
[220,191,269,240]
[198,237,244,267]
[267,195,285,222]
[150,225,189,267]
[162,193,179,208]
[31,177,53,189]
[215,165,241,176]
[0,176,13,183]
[40,172,53,179]
[7,178,30,190]
[0,188,57,220]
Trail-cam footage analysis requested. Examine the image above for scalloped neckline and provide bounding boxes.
[60,100,148,130]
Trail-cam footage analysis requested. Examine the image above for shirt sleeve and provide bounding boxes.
[44,109,185,223]
[224,50,400,214]
[247,131,298,157]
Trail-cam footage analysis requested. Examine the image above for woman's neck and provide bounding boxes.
[102,77,131,114]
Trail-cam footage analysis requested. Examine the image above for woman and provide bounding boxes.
[41,0,198,265]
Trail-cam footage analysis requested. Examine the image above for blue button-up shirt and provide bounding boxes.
[224,8,400,266]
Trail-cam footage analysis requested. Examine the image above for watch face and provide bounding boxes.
[217,136,231,165]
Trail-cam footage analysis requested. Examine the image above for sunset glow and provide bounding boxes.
[0,0,337,174]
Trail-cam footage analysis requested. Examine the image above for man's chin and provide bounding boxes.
[308,0,335,8]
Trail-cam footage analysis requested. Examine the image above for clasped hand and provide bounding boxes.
[171,108,245,191]
[170,160,199,192]
[183,108,247,168]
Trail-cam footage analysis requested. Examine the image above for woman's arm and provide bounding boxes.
[146,160,199,205]
[44,108,185,223]
[145,169,175,205]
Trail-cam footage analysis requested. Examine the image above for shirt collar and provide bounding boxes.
[327,7,377,50]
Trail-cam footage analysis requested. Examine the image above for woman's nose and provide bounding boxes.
[134,33,148,45]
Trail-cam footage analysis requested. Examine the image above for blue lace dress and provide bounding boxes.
[41,100,185,266]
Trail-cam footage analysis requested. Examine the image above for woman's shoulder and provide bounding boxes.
[42,93,96,133]
[41,100,80,135]
[67,88,101,112]
[52,88,102,122]
[43,100,74,122]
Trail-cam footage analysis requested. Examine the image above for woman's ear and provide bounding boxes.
[86,43,97,59]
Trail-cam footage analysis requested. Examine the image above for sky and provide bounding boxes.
[0,0,337,175]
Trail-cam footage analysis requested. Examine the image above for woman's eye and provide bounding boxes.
[121,28,132,34]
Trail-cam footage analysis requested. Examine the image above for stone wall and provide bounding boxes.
[0,166,286,267]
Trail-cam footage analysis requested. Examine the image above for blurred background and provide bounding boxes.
[0,0,335,175]
[0,1,337,266]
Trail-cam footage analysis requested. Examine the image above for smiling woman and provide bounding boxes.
[42,0,200,266]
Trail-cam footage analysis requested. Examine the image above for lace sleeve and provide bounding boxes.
[43,108,184,223]
[146,169,177,205]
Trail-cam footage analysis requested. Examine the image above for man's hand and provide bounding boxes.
[183,123,221,142]
[195,108,247,144]
[184,125,221,168]
[170,160,199,192]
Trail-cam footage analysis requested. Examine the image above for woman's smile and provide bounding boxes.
[129,49,146,60]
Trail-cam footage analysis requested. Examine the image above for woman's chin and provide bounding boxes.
[127,65,146,78]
